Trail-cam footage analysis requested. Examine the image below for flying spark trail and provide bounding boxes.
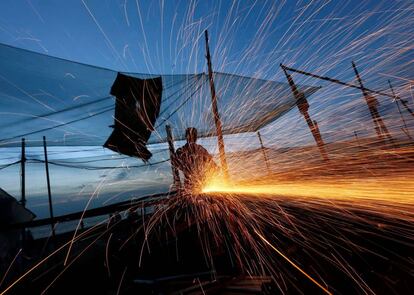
[255,230,332,295]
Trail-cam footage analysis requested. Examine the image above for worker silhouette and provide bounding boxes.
[173,127,218,191]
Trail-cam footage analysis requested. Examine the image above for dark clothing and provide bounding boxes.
[175,143,217,190]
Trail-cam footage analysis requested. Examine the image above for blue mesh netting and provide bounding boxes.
[0,43,319,148]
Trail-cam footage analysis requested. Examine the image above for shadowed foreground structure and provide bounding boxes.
[1,174,413,294]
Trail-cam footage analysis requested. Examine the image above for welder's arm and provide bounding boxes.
[171,148,183,171]
[203,149,219,174]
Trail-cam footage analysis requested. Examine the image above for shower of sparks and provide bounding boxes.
[202,177,414,204]
[0,0,413,294]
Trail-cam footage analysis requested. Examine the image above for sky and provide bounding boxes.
[0,1,411,78]
[0,0,412,220]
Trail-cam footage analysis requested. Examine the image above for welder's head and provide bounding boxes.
[185,127,198,143]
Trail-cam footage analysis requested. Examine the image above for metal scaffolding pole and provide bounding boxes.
[205,30,229,181]
[281,65,396,100]
[20,138,27,249]
[43,136,56,240]
[281,63,414,131]
[388,80,412,140]
[257,131,271,175]
[352,61,394,144]
[280,64,329,162]
[166,125,181,190]
[20,138,26,207]
[397,96,414,119]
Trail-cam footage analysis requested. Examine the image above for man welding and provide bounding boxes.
[173,127,218,192]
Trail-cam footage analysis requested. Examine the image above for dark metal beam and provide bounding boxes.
[165,125,181,190]
[352,61,394,144]
[20,138,26,207]
[205,30,229,180]
[43,136,56,240]
[281,64,396,100]
[280,65,329,162]
[282,63,414,119]
[257,131,271,175]
[1,191,176,231]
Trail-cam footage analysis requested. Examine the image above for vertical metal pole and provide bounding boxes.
[352,61,393,144]
[388,80,411,140]
[257,132,271,175]
[397,95,414,119]
[20,138,26,207]
[280,64,329,162]
[43,136,56,239]
[204,30,229,180]
[20,138,26,249]
[165,125,181,190]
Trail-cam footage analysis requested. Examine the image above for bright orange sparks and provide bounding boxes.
[202,176,414,204]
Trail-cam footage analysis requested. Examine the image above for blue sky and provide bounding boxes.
[0,1,411,78]
[0,1,412,219]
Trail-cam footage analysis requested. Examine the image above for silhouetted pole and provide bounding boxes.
[43,136,56,240]
[257,131,271,175]
[205,30,229,180]
[280,64,329,162]
[388,80,414,120]
[20,138,27,249]
[20,138,26,208]
[397,96,414,119]
[281,65,397,100]
[352,61,393,144]
[283,64,414,119]
[388,80,411,140]
[165,125,181,190]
